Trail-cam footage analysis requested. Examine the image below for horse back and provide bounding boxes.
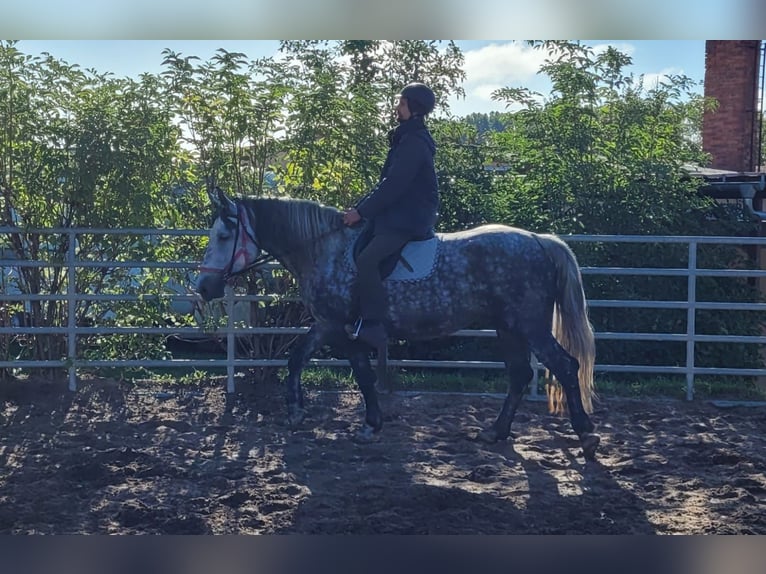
[439,224,549,267]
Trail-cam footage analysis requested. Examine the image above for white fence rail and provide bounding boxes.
[2,228,766,400]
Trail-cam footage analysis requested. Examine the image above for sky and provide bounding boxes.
[13,40,708,118]
[2,0,764,39]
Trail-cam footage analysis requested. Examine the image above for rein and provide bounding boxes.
[227,253,275,279]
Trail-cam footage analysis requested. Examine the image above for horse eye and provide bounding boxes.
[217,230,232,241]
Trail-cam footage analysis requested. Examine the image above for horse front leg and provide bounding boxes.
[346,345,384,441]
[285,323,327,428]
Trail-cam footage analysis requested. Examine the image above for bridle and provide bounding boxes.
[199,197,349,282]
[198,201,274,281]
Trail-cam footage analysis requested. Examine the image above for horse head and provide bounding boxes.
[196,187,264,301]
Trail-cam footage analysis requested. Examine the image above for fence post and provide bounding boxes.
[530,354,540,397]
[226,285,235,393]
[686,240,697,401]
[67,229,77,392]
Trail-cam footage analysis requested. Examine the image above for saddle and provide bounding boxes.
[352,223,435,279]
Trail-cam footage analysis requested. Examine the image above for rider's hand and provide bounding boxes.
[343,208,362,226]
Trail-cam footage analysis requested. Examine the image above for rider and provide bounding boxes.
[342,82,440,347]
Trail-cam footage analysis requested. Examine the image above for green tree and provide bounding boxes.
[0,41,188,374]
[429,118,495,231]
[488,41,763,379]
[274,40,466,208]
[489,41,717,235]
[462,111,513,136]
[160,48,289,198]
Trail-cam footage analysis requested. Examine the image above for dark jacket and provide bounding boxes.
[355,116,439,237]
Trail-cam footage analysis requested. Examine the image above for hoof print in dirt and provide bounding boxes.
[466,464,499,484]
[219,491,252,509]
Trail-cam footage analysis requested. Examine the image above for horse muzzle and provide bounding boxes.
[196,273,227,302]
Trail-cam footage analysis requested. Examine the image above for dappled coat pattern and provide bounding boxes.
[196,192,600,460]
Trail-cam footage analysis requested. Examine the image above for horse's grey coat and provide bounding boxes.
[200,197,554,339]
[196,192,600,460]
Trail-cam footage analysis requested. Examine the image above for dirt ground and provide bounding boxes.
[1,376,764,534]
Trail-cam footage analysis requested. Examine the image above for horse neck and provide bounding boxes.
[246,197,344,275]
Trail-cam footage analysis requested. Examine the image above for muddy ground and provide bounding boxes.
[1,377,764,534]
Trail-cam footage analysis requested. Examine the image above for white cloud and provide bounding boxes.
[445,41,550,116]
[444,40,700,118]
[462,41,546,86]
[469,83,505,101]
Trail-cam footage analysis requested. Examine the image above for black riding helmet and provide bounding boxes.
[399,82,436,116]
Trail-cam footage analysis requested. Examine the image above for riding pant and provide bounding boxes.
[355,232,411,322]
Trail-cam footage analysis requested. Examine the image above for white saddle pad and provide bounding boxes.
[347,236,440,282]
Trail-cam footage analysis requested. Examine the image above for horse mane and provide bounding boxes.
[243,196,344,247]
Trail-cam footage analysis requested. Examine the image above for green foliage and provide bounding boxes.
[0,41,190,376]
[160,48,289,199]
[2,39,763,387]
[274,40,466,208]
[462,111,513,137]
[486,41,763,375]
[488,41,718,235]
[429,119,495,231]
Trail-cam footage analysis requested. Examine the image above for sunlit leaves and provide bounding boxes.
[489,40,717,236]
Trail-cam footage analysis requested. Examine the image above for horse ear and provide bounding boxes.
[209,186,236,215]
[218,187,237,214]
[207,183,220,209]
[205,175,218,205]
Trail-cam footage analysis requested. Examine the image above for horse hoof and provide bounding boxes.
[354,424,378,443]
[477,428,499,444]
[286,408,306,429]
[374,381,391,394]
[580,432,600,461]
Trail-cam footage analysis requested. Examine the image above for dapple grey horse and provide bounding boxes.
[196,188,600,460]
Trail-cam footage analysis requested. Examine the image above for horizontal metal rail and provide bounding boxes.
[3,228,766,399]
[3,326,765,345]
[6,358,765,378]
[5,295,766,311]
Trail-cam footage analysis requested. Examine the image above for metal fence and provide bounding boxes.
[2,227,766,400]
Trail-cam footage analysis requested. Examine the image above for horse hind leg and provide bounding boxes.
[526,329,600,461]
[479,328,533,443]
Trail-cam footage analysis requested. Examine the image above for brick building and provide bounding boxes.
[698,41,764,220]
[702,40,763,173]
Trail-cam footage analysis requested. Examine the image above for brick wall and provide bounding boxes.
[702,41,761,172]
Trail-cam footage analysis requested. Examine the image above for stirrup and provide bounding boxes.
[345,318,387,348]
[345,317,364,340]
[358,321,387,348]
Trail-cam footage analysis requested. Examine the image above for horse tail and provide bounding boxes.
[536,234,596,415]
